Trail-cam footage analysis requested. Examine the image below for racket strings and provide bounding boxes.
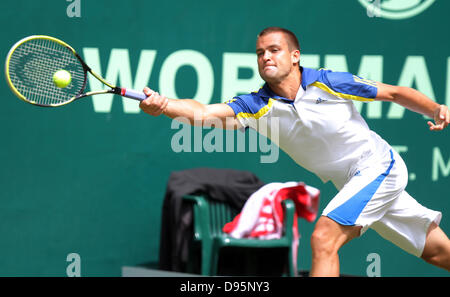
[8,38,86,106]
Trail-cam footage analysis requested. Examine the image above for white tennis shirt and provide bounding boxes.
[226,67,393,189]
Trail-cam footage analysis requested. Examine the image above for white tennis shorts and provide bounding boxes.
[322,149,442,257]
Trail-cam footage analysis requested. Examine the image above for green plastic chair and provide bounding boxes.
[183,194,296,276]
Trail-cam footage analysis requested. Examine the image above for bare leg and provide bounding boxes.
[421,222,450,271]
[309,216,361,277]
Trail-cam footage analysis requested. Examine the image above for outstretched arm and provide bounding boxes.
[139,87,240,130]
[375,82,449,131]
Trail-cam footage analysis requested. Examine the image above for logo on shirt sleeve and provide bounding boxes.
[353,75,377,87]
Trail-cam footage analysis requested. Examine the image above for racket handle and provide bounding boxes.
[119,88,147,101]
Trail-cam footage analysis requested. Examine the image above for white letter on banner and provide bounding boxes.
[82,48,156,113]
[432,147,450,181]
[300,54,320,69]
[387,56,435,119]
[159,50,214,105]
[221,53,264,102]
[324,55,348,72]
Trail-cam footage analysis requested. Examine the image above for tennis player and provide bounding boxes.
[140,27,450,276]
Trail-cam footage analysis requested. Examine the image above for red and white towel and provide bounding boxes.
[222,182,320,273]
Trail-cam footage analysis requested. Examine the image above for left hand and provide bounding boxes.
[427,105,449,131]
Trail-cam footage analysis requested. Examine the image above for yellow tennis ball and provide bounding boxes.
[53,70,72,88]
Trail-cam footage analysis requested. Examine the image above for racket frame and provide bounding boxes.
[5,35,140,107]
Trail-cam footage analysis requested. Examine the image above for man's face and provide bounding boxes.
[256,32,299,84]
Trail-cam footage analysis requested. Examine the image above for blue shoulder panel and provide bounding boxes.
[225,88,270,116]
[303,68,378,101]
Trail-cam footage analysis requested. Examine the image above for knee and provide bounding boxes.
[310,217,361,259]
[420,223,450,271]
[421,251,447,270]
[421,245,450,270]
[310,229,337,258]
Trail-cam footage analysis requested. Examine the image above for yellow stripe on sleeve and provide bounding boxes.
[353,75,378,87]
[224,98,237,104]
[236,98,275,119]
[311,82,375,102]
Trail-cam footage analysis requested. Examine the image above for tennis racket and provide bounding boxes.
[5,35,148,107]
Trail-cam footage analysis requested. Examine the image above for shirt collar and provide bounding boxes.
[259,84,285,100]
